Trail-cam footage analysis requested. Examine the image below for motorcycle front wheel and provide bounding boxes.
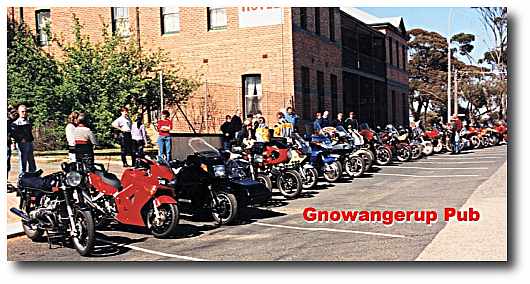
[71,209,95,256]
[302,167,318,189]
[344,156,365,178]
[212,192,238,225]
[147,203,180,238]
[375,147,392,166]
[396,147,411,162]
[411,145,423,160]
[433,140,444,153]
[422,142,434,156]
[323,161,342,183]
[277,170,303,199]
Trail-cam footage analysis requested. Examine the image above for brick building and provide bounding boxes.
[7,7,408,133]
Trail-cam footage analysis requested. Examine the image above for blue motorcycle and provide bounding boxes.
[308,135,343,183]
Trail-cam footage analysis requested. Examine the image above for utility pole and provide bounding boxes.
[159,71,164,111]
[447,8,453,122]
[454,68,458,116]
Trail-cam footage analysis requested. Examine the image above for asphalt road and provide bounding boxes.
[7,145,507,261]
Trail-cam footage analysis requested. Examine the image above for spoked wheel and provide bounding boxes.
[212,192,238,225]
[147,203,179,238]
[301,167,318,189]
[375,147,392,166]
[345,156,365,178]
[71,209,95,256]
[277,170,302,199]
[255,173,273,192]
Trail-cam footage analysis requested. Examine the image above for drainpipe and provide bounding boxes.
[135,7,141,50]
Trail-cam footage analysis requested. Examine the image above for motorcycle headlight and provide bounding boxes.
[66,171,82,187]
[213,165,226,177]
[254,154,264,163]
[158,177,177,186]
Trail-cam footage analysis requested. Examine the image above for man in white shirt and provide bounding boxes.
[112,107,133,167]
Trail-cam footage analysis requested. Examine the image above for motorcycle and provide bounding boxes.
[71,156,180,238]
[171,138,271,224]
[10,168,95,256]
[289,134,320,189]
[309,137,343,183]
[378,129,412,162]
[359,128,392,166]
[319,127,366,178]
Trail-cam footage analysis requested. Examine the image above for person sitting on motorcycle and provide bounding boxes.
[255,116,270,143]
[331,112,345,129]
[344,112,359,131]
[74,113,98,166]
[313,112,323,135]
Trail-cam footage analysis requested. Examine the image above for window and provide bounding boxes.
[317,71,325,112]
[395,40,400,68]
[358,29,371,55]
[300,8,307,30]
[330,74,338,116]
[402,45,407,70]
[242,75,262,116]
[391,90,397,124]
[35,9,50,46]
[329,8,335,42]
[208,7,227,30]
[112,7,130,37]
[301,67,311,119]
[161,7,180,34]
[388,38,393,66]
[314,7,320,35]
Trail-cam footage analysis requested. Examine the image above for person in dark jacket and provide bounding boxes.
[321,111,330,128]
[331,112,344,128]
[231,110,243,138]
[344,112,359,131]
[11,105,37,173]
[220,115,234,150]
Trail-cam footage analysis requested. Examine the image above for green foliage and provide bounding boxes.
[7,15,202,149]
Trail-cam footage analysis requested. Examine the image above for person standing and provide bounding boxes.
[344,112,359,131]
[7,106,17,174]
[74,113,98,166]
[313,112,323,134]
[220,115,233,150]
[12,105,36,173]
[65,111,79,162]
[255,116,269,143]
[131,115,148,165]
[321,111,330,128]
[273,111,292,138]
[231,110,243,139]
[332,112,344,128]
[283,107,299,132]
[157,110,173,161]
[112,107,133,167]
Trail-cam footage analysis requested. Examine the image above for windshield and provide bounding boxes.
[188,138,220,155]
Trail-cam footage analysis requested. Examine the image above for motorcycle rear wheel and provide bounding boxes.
[277,170,303,199]
[411,145,423,160]
[255,173,273,192]
[212,192,238,225]
[375,147,392,166]
[396,147,411,162]
[147,203,180,238]
[72,209,95,256]
[433,141,444,153]
[345,156,365,178]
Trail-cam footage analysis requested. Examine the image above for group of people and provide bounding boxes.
[313,111,359,133]
[220,107,300,149]
[7,104,176,179]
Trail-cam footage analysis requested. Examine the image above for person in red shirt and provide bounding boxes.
[157,110,173,160]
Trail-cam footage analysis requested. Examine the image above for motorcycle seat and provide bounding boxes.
[94,170,122,190]
[19,169,43,178]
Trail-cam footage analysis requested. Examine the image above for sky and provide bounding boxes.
[359,7,494,65]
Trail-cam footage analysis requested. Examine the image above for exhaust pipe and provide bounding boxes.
[10,207,30,222]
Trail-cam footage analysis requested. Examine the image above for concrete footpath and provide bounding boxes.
[416,161,507,261]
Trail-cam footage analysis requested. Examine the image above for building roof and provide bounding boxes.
[340,7,408,38]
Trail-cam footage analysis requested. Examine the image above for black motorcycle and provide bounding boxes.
[170,141,271,225]
[10,168,95,256]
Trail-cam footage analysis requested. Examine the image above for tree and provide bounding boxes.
[475,7,508,120]
[451,32,475,64]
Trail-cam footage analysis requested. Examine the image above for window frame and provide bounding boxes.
[300,7,307,30]
[207,7,227,31]
[329,8,335,42]
[242,74,263,117]
[111,7,130,37]
[314,7,320,35]
[35,9,51,46]
[317,71,325,113]
[301,66,311,120]
[161,7,180,35]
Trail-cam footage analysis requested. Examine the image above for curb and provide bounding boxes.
[7,222,24,239]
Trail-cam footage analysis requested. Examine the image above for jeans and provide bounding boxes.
[119,132,133,166]
[157,136,171,161]
[17,142,36,174]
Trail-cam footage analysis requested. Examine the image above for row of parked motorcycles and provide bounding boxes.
[10,122,507,256]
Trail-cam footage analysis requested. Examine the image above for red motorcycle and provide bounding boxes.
[68,157,180,238]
